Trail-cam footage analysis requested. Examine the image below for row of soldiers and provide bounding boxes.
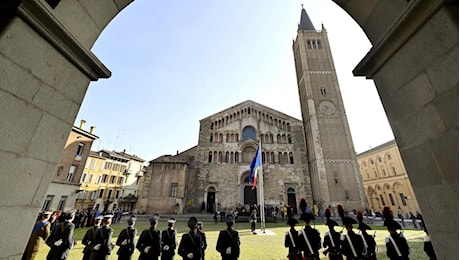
[284,205,437,260]
[22,208,241,260]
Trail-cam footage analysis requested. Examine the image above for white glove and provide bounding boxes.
[186,253,194,259]
[163,245,169,251]
[93,244,101,250]
[121,239,128,246]
[53,239,63,246]
[226,247,232,254]
[144,246,151,254]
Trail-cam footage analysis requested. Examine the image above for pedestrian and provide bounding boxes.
[356,211,377,260]
[216,215,240,260]
[89,214,114,260]
[82,216,103,260]
[284,218,302,260]
[250,210,257,233]
[214,212,218,224]
[45,210,76,260]
[383,206,409,260]
[178,216,202,260]
[116,215,137,260]
[409,212,417,229]
[136,214,161,259]
[397,210,405,228]
[197,222,207,259]
[297,212,321,260]
[161,218,177,260]
[340,216,364,260]
[22,210,53,260]
[322,209,342,260]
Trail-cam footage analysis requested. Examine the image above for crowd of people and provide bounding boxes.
[284,201,437,260]
[22,202,436,260]
[22,209,240,260]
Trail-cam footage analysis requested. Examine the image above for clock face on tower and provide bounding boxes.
[319,100,336,115]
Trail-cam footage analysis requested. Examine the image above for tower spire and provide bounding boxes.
[299,4,316,31]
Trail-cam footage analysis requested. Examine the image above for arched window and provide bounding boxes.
[213,151,217,162]
[226,134,230,142]
[218,152,222,163]
[271,152,275,163]
[243,146,257,163]
[210,135,213,142]
[219,134,223,143]
[276,134,281,143]
[289,153,294,164]
[208,152,212,163]
[210,123,214,130]
[230,152,234,163]
[262,152,266,163]
[242,126,257,141]
[288,135,292,144]
[225,152,229,163]
[278,152,283,164]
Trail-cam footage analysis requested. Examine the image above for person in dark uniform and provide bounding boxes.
[322,209,342,260]
[89,214,114,260]
[82,215,103,260]
[45,210,76,260]
[161,218,177,260]
[137,214,162,260]
[178,217,202,260]
[297,212,321,260]
[340,216,364,260]
[197,222,207,260]
[356,211,376,260]
[383,206,409,260]
[116,216,137,260]
[284,218,302,260]
[22,210,52,260]
[216,215,240,260]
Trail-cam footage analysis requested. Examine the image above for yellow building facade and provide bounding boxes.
[357,140,420,216]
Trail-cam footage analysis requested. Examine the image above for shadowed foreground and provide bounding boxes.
[35,217,427,259]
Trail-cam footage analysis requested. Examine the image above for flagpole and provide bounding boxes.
[259,139,265,233]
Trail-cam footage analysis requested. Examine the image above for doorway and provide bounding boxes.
[287,188,297,215]
[206,187,216,213]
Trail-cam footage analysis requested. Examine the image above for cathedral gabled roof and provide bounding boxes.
[200,100,302,123]
[299,7,316,31]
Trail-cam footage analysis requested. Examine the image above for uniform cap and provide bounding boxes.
[325,219,339,227]
[287,218,299,226]
[358,222,372,231]
[94,216,103,221]
[225,214,235,224]
[384,219,402,230]
[149,213,160,223]
[127,216,137,225]
[342,216,357,226]
[42,211,53,215]
[188,216,198,229]
[299,212,315,222]
[168,217,176,224]
[103,214,114,219]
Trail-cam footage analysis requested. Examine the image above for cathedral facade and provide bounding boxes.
[140,8,368,215]
[140,100,312,215]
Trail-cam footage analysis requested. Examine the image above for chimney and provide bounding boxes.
[79,119,86,129]
[89,126,95,134]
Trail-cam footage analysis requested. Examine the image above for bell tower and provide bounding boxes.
[292,7,366,210]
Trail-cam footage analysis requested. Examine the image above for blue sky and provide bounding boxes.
[76,1,394,161]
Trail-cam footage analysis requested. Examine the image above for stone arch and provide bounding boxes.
[0,1,457,258]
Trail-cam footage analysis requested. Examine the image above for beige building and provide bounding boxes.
[357,140,420,215]
[43,120,98,212]
[76,150,145,212]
